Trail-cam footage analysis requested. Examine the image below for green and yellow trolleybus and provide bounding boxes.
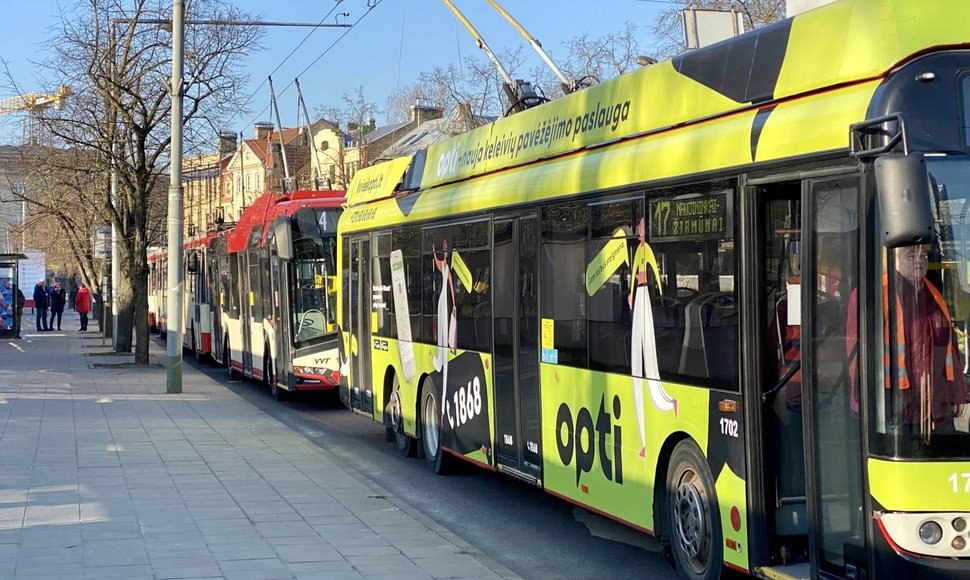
[336,1,970,578]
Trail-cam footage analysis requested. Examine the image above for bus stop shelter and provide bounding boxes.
[0,253,28,339]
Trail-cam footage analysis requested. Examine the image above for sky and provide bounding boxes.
[0,0,671,145]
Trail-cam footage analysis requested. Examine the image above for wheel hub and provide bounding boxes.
[388,390,402,432]
[674,480,707,560]
[423,394,439,455]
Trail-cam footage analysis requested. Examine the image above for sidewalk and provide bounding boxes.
[0,324,518,580]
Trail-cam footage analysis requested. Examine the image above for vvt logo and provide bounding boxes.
[556,394,623,486]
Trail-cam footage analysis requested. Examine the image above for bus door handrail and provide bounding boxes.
[762,361,800,404]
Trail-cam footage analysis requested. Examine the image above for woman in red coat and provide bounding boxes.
[75,283,91,331]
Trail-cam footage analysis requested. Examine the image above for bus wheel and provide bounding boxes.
[226,340,240,381]
[420,377,453,474]
[387,374,416,457]
[665,439,722,580]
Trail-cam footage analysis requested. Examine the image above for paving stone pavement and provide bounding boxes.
[0,324,519,580]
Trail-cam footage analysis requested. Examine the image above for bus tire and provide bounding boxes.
[420,376,453,474]
[664,439,722,580]
[386,374,416,457]
[226,340,241,381]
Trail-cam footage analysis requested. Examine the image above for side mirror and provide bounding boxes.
[273,220,293,261]
[186,251,199,273]
[875,153,935,248]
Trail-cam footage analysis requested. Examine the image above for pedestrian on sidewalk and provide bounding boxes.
[69,280,78,310]
[14,287,24,338]
[49,282,66,331]
[32,280,50,332]
[75,282,91,331]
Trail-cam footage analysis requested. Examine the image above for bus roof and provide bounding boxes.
[225,189,345,253]
[346,0,969,200]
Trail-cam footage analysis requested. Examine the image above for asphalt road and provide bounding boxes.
[188,354,678,580]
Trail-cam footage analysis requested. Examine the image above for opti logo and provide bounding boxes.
[555,394,623,486]
[434,143,460,179]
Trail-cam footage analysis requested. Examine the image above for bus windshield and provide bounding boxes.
[876,156,970,458]
[291,208,339,347]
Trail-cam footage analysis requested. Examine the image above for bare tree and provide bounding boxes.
[555,21,642,92]
[35,0,261,363]
[315,86,382,176]
[651,0,787,60]
[9,146,112,308]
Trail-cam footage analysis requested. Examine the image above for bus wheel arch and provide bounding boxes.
[659,436,723,580]
[383,368,416,457]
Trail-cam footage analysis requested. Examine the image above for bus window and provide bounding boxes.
[373,233,396,340]
[649,184,737,389]
[452,221,490,353]
[248,252,263,322]
[291,209,340,346]
[228,254,240,317]
[392,227,422,344]
[539,201,588,367]
[420,221,491,353]
[587,197,642,374]
[872,158,970,458]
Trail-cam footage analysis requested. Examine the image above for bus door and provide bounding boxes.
[801,175,866,579]
[757,175,865,579]
[492,214,542,481]
[240,251,254,375]
[270,250,290,385]
[347,237,374,414]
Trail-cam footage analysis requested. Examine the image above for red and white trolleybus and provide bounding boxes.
[149,189,345,400]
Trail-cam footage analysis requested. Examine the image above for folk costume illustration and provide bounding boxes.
[629,218,677,457]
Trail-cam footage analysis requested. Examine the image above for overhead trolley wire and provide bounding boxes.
[238,1,347,115]
[243,0,385,130]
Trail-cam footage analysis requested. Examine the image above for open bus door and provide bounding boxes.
[755,173,866,580]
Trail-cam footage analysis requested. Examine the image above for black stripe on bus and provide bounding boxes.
[671,19,793,104]
[750,104,778,162]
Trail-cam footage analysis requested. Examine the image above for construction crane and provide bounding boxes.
[0,85,71,115]
[0,85,71,144]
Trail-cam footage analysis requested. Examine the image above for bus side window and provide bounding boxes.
[539,201,588,368]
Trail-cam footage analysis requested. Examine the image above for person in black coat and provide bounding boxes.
[69,282,78,310]
[49,282,66,331]
[32,280,50,332]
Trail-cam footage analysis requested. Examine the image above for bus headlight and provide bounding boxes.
[877,512,969,557]
[919,521,943,545]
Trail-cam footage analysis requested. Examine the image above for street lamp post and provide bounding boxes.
[166,0,186,392]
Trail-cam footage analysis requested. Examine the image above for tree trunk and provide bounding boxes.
[115,250,135,354]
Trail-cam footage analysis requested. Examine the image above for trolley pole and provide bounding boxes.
[166,0,185,394]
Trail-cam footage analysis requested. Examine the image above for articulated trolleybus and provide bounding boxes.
[149,189,344,400]
[337,2,970,579]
